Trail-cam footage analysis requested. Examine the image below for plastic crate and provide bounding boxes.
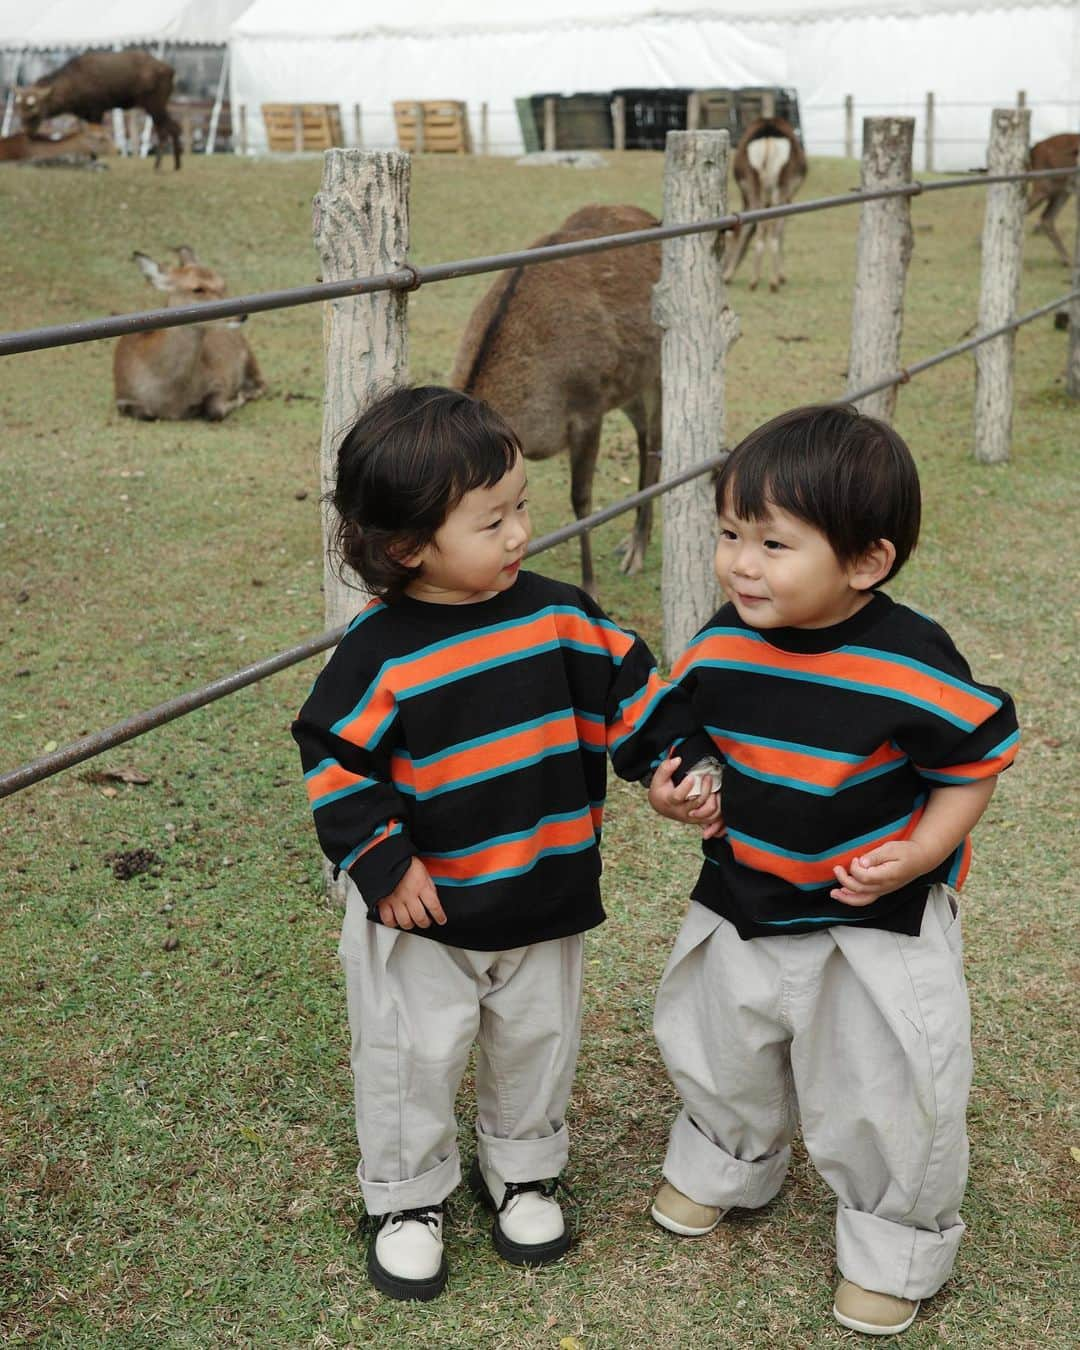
[611,87,691,151]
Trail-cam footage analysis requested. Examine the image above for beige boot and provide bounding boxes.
[833,1280,920,1335]
[650,1181,726,1236]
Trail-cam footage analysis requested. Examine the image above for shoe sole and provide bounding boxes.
[649,1203,723,1237]
[833,1302,920,1336]
[468,1158,571,1267]
[367,1235,448,1302]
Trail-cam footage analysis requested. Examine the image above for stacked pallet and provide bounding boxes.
[261,104,343,152]
[393,101,471,154]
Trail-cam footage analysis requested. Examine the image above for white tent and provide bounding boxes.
[3,2,254,51]
[229,1,1080,169]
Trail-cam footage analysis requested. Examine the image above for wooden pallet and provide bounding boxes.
[393,100,471,154]
[261,103,343,153]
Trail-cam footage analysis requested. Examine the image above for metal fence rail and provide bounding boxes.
[3,282,1075,803]
[0,167,1073,359]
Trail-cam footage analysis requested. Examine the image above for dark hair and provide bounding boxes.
[715,403,921,584]
[331,385,521,601]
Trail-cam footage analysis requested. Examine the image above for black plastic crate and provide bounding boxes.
[611,87,691,150]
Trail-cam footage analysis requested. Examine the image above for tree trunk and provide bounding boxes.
[847,116,915,421]
[974,108,1029,463]
[654,130,737,666]
[313,148,411,902]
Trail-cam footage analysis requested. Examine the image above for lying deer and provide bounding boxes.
[723,116,807,292]
[451,203,661,596]
[1027,132,1079,266]
[113,247,266,421]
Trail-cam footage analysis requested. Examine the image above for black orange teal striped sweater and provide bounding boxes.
[292,571,716,949]
[672,592,1019,939]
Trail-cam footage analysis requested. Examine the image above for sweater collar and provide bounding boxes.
[737,591,894,655]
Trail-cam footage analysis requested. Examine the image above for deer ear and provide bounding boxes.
[173,245,198,265]
[132,252,171,291]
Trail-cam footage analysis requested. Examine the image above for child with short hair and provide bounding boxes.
[292,385,718,1302]
[648,404,1018,1335]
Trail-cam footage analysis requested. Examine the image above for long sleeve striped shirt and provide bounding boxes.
[672,592,1019,939]
[292,570,716,950]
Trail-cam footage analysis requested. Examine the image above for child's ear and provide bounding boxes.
[849,538,896,591]
[389,538,425,571]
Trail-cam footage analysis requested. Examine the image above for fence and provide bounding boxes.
[2,113,1078,805]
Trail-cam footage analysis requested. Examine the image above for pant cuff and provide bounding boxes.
[836,1204,965,1300]
[359,1149,461,1217]
[663,1108,790,1210]
[475,1122,570,1183]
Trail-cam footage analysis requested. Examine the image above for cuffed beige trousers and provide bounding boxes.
[338,879,584,1216]
[653,885,972,1301]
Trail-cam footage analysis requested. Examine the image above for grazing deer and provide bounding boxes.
[723,116,807,292]
[113,248,266,422]
[1026,133,1079,265]
[450,203,661,596]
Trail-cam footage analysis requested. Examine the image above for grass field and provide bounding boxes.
[1,149,1077,1348]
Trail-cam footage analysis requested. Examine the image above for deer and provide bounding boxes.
[17,50,182,170]
[723,116,807,292]
[450,203,661,597]
[1026,133,1079,266]
[113,248,267,422]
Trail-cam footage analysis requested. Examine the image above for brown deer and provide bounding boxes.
[723,116,807,292]
[17,51,182,170]
[450,203,661,596]
[1027,133,1079,265]
[113,248,266,422]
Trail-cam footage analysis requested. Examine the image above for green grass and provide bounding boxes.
[1,151,1077,1348]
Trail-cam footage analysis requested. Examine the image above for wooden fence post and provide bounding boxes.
[846,116,915,422]
[924,91,934,173]
[352,103,363,149]
[653,130,736,664]
[543,96,556,152]
[844,95,854,158]
[687,92,701,132]
[612,95,626,152]
[313,149,411,902]
[238,103,248,155]
[974,108,1030,463]
[1067,185,1080,398]
[413,102,424,153]
[480,101,489,155]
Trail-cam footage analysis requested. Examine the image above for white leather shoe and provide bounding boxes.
[469,1158,571,1266]
[367,1205,447,1301]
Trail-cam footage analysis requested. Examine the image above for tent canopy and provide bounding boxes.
[229,1,1079,167]
[2,1,252,51]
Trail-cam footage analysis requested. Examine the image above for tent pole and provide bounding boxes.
[207,45,230,154]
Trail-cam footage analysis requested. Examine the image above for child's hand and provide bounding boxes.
[376,856,447,929]
[648,757,726,839]
[831,841,931,906]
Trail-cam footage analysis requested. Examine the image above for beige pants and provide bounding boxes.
[338,880,585,1216]
[653,885,972,1300]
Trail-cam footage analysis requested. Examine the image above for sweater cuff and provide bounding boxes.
[344,829,416,907]
[670,732,720,785]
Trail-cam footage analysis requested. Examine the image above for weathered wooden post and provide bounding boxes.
[924,92,934,173]
[352,103,363,149]
[1017,89,1027,108]
[653,130,736,664]
[238,103,248,156]
[846,117,915,422]
[480,101,489,155]
[543,96,556,152]
[1067,184,1080,398]
[762,90,776,118]
[292,105,303,152]
[686,92,701,132]
[413,102,425,153]
[612,95,626,152]
[974,107,1030,463]
[844,95,854,159]
[313,149,411,901]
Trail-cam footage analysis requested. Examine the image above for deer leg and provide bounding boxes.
[749,223,768,292]
[242,350,267,399]
[722,222,756,284]
[1038,192,1072,266]
[619,396,660,575]
[775,217,789,287]
[568,416,603,597]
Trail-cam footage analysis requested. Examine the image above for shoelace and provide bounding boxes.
[499,1177,579,1213]
[383,1205,442,1231]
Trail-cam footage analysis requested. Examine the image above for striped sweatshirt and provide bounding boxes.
[292,570,716,950]
[672,592,1019,939]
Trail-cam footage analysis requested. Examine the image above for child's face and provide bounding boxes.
[405,452,531,604]
[714,493,870,631]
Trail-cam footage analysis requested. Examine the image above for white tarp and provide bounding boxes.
[3,1,253,51]
[229,0,1080,168]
